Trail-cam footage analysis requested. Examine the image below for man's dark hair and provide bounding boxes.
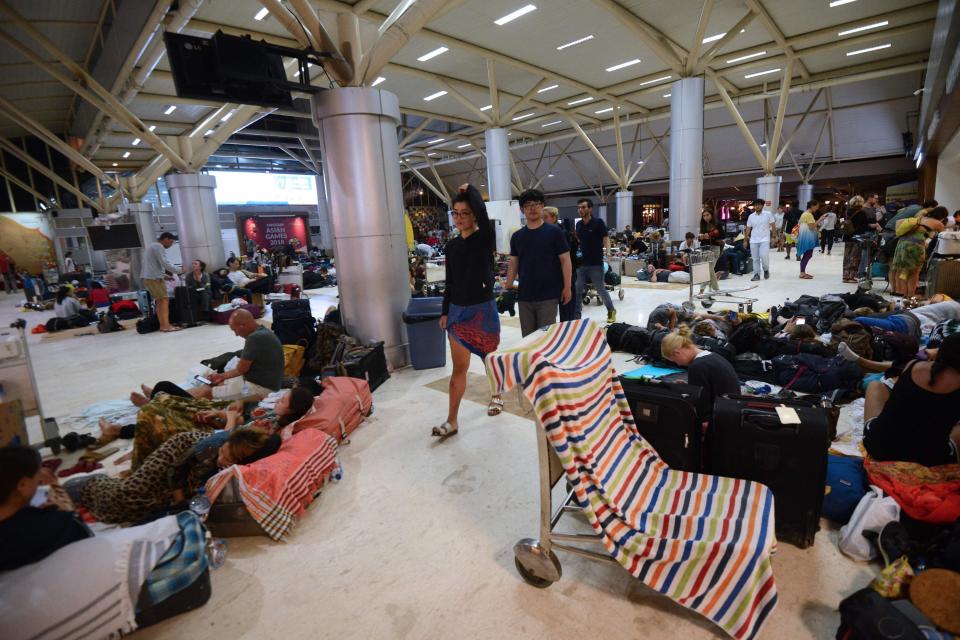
[927,206,949,221]
[953,210,960,219]
[518,189,545,207]
[577,198,594,210]
[226,256,240,267]
[807,199,820,209]
[751,199,765,207]
[685,232,695,239]
[159,231,177,242]
[922,199,938,209]
[0,446,40,503]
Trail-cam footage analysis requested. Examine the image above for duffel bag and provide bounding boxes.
[136,315,160,334]
[756,336,836,359]
[606,322,650,355]
[830,319,873,359]
[727,317,771,354]
[772,353,862,395]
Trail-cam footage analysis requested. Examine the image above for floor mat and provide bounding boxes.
[424,372,533,418]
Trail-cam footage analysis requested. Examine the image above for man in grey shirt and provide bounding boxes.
[140,231,181,332]
[194,309,284,400]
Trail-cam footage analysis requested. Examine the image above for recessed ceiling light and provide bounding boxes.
[254,7,269,20]
[595,107,614,114]
[547,173,554,177]
[480,104,493,111]
[423,90,448,101]
[726,51,767,64]
[512,112,535,121]
[132,138,141,145]
[744,68,781,78]
[205,129,215,136]
[838,20,889,36]
[537,84,559,93]
[567,96,594,105]
[663,93,671,98]
[163,105,177,115]
[112,162,118,167]
[542,120,562,127]
[637,160,644,164]
[639,75,672,86]
[494,4,536,26]
[148,125,156,131]
[417,47,449,62]
[557,35,594,50]
[606,58,641,72]
[426,138,445,144]
[122,151,130,158]
[846,43,891,56]
[829,0,856,6]
[371,76,386,87]
[457,143,471,148]
[702,32,726,44]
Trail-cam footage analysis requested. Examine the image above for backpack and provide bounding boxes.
[695,335,736,362]
[307,321,347,372]
[643,329,671,364]
[136,314,160,334]
[45,317,69,332]
[727,317,771,354]
[606,322,650,355]
[756,336,836,360]
[816,295,848,334]
[97,311,123,333]
[870,328,918,363]
[829,319,873,359]
[771,354,862,394]
[604,270,621,286]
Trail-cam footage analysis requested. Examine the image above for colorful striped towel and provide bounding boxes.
[485,319,778,640]
[205,429,338,540]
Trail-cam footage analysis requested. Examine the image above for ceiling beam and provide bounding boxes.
[742,0,807,79]
[695,11,756,73]
[765,59,794,173]
[686,0,715,76]
[589,0,685,72]
[0,137,102,211]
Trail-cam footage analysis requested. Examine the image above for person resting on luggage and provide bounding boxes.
[660,324,740,420]
[66,427,279,524]
[0,446,92,571]
[646,302,698,330]
[100,385,315,470]
[862,333,960,467]
[225,257,272,296]
[854,299,960,341]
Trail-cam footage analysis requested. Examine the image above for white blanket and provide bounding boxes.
[0,515,180,640]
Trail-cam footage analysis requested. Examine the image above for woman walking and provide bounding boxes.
[797,199,820,279]
[891,206,948,298]
[433,184,502,439]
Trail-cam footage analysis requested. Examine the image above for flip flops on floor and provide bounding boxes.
[57,460,103,478]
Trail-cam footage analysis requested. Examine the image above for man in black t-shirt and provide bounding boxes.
[506,190,572,336]
[575,198,616,323]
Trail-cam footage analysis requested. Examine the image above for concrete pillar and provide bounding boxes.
[485,127,512,202]
[312,87,410,367]
[797,183,814,210]
[756,174,782,212]
[668,77,704,242]
[313,174,334,253]
[165,173,226,270]
[615,190,633,231]
[122,201,156,288]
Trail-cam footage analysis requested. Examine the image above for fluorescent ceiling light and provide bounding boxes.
[639,75,672,86]
[744,68,781,78]
[205,129,215,136]
[726,51,767,64]
[606,58,641,72]
[371,76,386,87]
[480,104,493,111]
[846,43,891,56]
[567,96,594,105]
[595,107,614,114]
[829,0,856,6]
[457,143,471,148]
[132,138,141,145]
[417,47,449,62]
[537,84,559,93]
[702,32,726,44]
[760,141,767,147]
[557,35,593,50]
[423,90,447,101]
[221,111,233,122]
[427,152,437,156]
[148,125,156,131]
[426,138,445,144]
[512,112,535,121]
[637,160,644,164]
[254,7,269,20]
[541,120,562,127]
[122,151,130,158]
[163,105,176,115]
[662,93,671,98]
[547,173,554,177]
[112,162,118,167]
[494,4,536,26]
[839,20,888,36]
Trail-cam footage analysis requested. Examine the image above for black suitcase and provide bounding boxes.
[709,396,831,548]
[170,285,197,327]
[271,299,317,346]
[135,568,212,628]
[721,393,839,440]
[342,341,390,391]
[619,376,703,471]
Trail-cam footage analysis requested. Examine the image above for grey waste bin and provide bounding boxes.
[403,297,446,369]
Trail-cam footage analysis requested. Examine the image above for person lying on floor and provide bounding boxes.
[130,309,284,406]
[65,427,279,525]
[100,386,316,470]
[854,298,960,341]
[0,446,92,571]
[659,324,740,420]
[646,301,698,330]
[861,333,960,467]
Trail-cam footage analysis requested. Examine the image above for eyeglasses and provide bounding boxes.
[451,210,473,217]
[521,201,544,210]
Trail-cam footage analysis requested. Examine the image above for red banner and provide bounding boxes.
[241,216,308,251]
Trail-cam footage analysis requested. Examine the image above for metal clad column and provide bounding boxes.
[314,174,333,253]
[485,127,512,201]
[615,190,633,231]
[668,77,704,242]
[312,88,410,367]
[797,183,814,210]
[756,175,783,212]
[123,201,156,287]
[165,173,225,269]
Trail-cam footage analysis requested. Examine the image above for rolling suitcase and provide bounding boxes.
[170,285,197,327]
[926,257,960,299]
[270,298,317,346]
[709,396,831,548]
[619,377,703,471]
[342,341,390,391]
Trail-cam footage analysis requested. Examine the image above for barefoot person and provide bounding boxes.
[433,184,503,439]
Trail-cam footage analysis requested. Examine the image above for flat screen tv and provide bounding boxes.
[86,224,144,251]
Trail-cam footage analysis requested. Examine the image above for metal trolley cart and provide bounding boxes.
[581,257,626,307]
[687,250,759,313]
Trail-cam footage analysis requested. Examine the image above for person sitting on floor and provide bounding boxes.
[660,324,740,419]
[647,302,698,330]
[0,446,91,571]
[862,333,960,466]
[67,427,278,524]
[225,257,272,297]
[86,281,110,308]
[184,259,212,319]
[53,287,81,319]
[723,234,750,276]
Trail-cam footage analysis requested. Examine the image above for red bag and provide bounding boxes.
[286,377,372,444]
[110,300,139,314]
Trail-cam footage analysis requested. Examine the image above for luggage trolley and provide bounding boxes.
[581,257,626,307]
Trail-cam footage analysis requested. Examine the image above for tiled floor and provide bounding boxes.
[1,250,879,639]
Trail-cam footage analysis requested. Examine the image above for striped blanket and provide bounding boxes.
[485,319,778,640]
[205,429,338,540]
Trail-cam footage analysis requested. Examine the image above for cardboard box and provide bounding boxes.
[0,399,27,446]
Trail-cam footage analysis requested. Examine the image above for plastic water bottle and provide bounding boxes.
[331,455,343,482]
[241,380,250,397]
[189,487,211,519]
[206,532,227,569]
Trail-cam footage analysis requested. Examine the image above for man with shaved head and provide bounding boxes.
[193,308,284,400]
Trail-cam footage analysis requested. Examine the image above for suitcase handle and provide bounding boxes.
[741,408,799,433]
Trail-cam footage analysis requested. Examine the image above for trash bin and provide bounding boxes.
[403,297,446,369]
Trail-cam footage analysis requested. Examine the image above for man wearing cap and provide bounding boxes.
[140,231,181,332]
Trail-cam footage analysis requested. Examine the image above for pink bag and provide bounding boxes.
[285,376,372,444]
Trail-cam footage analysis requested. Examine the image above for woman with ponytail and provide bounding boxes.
[863,333,960,466]
[660,324,739,419]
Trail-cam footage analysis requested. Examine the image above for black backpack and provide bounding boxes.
[695,335,736,361]
[136,314,160,334]
[45,317,69,332]
[727,318,771,354]
[771,354,862,395]
[606,322,650,355]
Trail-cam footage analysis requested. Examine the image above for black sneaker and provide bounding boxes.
[751,274,760,281]
[764,270,770,280]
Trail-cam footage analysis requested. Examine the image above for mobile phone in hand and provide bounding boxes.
[194,375,213,386]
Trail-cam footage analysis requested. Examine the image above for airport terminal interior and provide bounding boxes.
[1,1,960,638]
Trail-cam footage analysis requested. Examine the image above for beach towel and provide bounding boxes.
[865,458,960,525]
[485,319,778,640]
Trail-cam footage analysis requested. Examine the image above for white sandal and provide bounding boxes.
[431,422,458,438]
[487,397,504,416]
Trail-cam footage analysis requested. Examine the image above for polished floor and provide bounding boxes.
[1,249,879,639]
